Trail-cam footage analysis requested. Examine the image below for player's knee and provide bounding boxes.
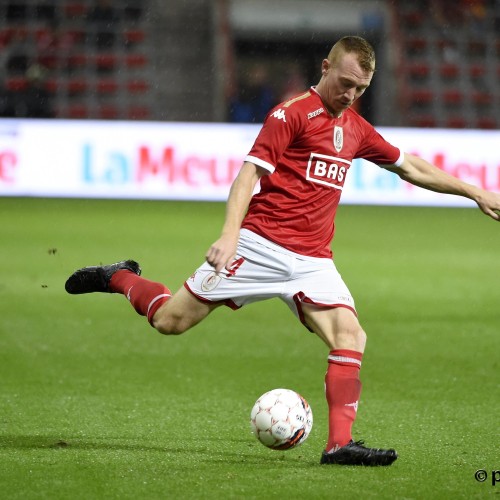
[152,312,189,336]
[334,325,366,351]
[356,327,367,349]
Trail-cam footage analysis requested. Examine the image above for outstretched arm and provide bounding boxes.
[206,161,268,273]
[385,153,500,221]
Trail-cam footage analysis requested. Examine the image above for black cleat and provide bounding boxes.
[65,260,141,294]
[320,440,398,466]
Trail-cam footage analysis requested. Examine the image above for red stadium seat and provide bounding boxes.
[442,89,463,105]
[468,39,486,57]
[409,114,437,128]
[408,89,433,106]
[124,30,146,45]
[5,77,28,91]
[405,37,427,56]
[407,63,431,81]
[66,29,86,46]
[125,54,147,68]
[67,53,88,69]
[409,89,434,103]
[126,80,148,93]
[65,3,87,19]
[97,79,119,93]
[128,106,150,120]
[0,28,14,48]
[67,79,88,94]
[469,64,486,80]
[95,53,118,71]
[476,117,496,129]
[98,105,119,120]
[401,11,424,30]
[38,54,59,70]
[471,91,494,107]
[439,63,459,80]
[445,116,467,129]
[68,104,89,119]
[44,79,60,93]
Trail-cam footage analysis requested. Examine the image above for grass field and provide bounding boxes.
[1,197,499,499]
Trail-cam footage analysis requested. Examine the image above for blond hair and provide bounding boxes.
[327,36,376,73]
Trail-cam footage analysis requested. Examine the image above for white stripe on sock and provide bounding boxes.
[147,293,171,317]
[328,355,362,367]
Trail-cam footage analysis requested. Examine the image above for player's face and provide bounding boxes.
[318,53,373,115]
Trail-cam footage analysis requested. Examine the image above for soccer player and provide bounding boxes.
[65,36,500,466]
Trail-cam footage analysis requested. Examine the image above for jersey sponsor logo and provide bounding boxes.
[306,153,351,190]
[271,108,287,122]
[307,107,324,119]
[333,126,343,152]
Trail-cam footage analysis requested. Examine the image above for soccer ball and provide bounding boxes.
[250,388,313,450]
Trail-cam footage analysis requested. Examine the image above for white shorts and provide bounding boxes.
[184,229,356,328]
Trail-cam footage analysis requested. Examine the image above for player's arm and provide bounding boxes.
[206,161,268,273]
[384,152,500,221]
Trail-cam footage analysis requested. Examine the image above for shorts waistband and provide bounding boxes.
[240,229,333,264]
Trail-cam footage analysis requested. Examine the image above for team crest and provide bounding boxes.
[201,272,221,292]
[333,126,343,153]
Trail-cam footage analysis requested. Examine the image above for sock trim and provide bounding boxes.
[328,354,362,367]
[147,293,171,318]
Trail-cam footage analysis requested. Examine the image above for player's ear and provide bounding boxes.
[321,59,330,76]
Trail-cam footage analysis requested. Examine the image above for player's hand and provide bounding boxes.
[475,190,500,221]
[206,233,239,274]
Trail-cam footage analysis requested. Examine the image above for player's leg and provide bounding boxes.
[301,304,397,466]
[302,305,365,448]
[302,303,366,351]
[151,286,221,335]
[283,255,397,466]
[65,259,219,334]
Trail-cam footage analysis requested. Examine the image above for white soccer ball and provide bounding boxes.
[250,388,313,450]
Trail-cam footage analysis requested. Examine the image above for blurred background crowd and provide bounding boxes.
[0,0,498,128]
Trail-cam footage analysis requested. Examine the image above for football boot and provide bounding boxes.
[320,440,398,466]
[65,260,141,294]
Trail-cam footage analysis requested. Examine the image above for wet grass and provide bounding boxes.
[0,198,498,499]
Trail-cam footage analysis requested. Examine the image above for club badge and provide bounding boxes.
[334,126,343,153]
[201,272,221,292]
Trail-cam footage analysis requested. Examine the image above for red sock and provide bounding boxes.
[325,349,363,452]
[109,270,171,324]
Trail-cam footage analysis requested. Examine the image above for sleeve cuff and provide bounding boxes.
[245,155,275,173]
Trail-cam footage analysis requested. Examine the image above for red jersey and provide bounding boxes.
[242,87,403,258]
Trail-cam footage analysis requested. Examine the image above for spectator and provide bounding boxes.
[280,66,307,102]
[36,21,77,71]
[462,0,487,32]
[5,28,31,75]
[430,0,464,30]
[229,64,276,123]
[10,64,54,118]
[0,81,16,117]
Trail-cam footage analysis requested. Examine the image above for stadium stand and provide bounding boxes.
[0,0,496,128]
[0,0,151,120]
[393,0,499,129]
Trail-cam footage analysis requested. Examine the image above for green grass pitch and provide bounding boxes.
[0,197,498,499]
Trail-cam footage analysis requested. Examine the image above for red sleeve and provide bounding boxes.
[355,119,402,166]
[246,105,304,173]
